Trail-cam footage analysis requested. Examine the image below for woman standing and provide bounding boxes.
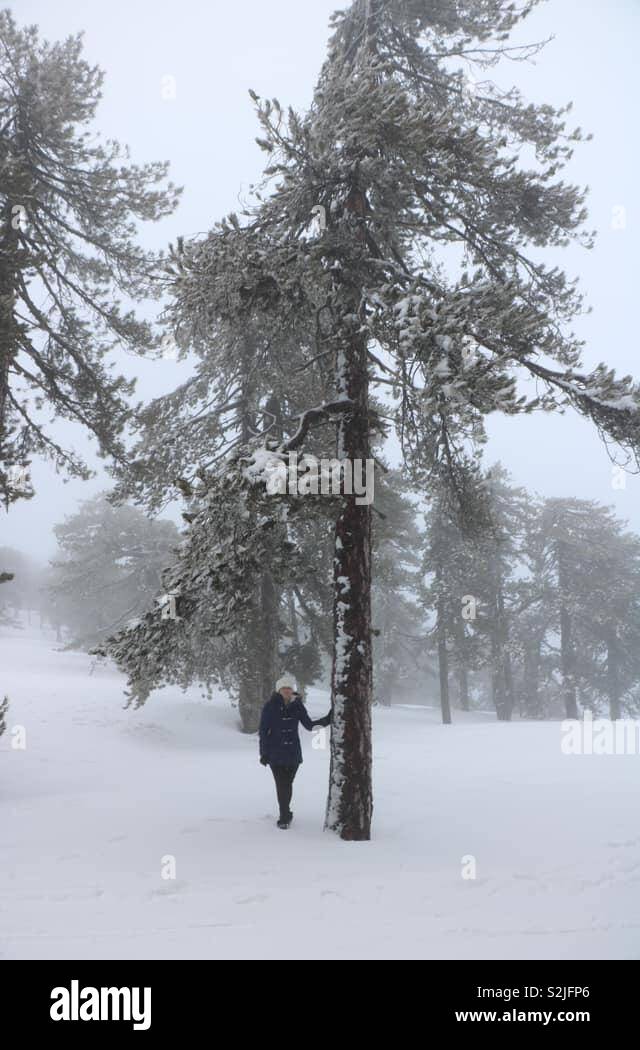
[259,675,331,828]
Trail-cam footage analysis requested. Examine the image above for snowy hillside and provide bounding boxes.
[1,623,639,960]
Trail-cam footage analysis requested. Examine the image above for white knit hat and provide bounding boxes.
[276,674,297,692]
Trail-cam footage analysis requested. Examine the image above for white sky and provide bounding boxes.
[3,0,639,560]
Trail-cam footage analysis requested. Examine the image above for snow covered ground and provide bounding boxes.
[1,623,639,960]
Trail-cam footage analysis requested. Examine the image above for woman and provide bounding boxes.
[259,675,332,829]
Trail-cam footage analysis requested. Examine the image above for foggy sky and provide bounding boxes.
[4,0,639,561]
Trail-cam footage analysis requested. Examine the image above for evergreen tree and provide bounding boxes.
[422,465,532,721]
[98,442,320,710]
[47,495,180,648]
[476,466,531,720]
[594,529,640,720]
[0,545,41,624]
[0,11,180,506]
[542,498,598,718]
[0,564,15,625]
[541,498,640,719]
[111,318,333,731]
[112,0,640,840]
[372,468,425,704]
[510,508,557,719]
[421,487,482,721]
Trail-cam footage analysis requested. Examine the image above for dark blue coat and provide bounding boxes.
[259,692,330,766]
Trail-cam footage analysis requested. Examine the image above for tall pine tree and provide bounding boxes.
[0,11,180,505]
[110,0,640,840]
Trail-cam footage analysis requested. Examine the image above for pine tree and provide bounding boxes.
[422,464,532,721]
[541,498,640,719]
[477,467,531,719]
[0,546,41,625]
[421,487,482,721]
[0,11,180,506]
[511,507,556,719]
[593,529,640,720]
[110,317,333,731]
[46,496,180,648]
[422,494,458,723]
[0,566,15,626]
[112,0,640,839]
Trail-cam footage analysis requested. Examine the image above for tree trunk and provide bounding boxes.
[0,116,29,467]
[375,606,394,707]
[491,573,511,721]
[491,631,507,719]
[453,614,470,712]
[0,198,18,454]
[325,322,373,841]
[435,562,452,724]
[457,661,469,712]
[557,543,578,719]
[238,571,279,733]
[504,650,516,720]
[287,589,300,647]
[523,638,542,718]
[260,570,280,701]
[607,626,621,721]
[237,668,259,735]
[559,601,578,718]
[236,356,276,733]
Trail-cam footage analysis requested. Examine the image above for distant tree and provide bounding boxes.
[473,467,532,720]
[372,468,426,705]
[421,465,530,722]
[47,496,180,648]
[422,493,481,721]
[541,498,640,719]
[510,510,557,719]
[0,545,42,623]
[541,499,600,718]
[594,529,640,720]
[0,569,15,626]
[421,493,460,724]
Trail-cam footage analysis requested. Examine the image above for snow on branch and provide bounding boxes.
[521,360,640,465]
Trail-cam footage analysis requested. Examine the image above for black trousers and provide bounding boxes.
[269,763,299,819]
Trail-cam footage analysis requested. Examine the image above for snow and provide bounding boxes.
[243,447,284,485]
[599,395,638,412]
[1,622,639,960]
[555,379,639,413]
